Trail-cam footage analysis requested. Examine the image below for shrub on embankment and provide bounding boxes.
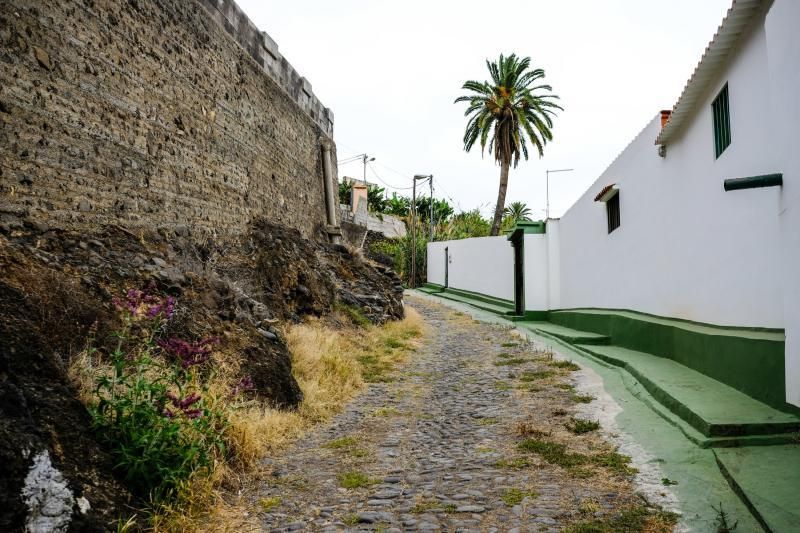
[0,217,406,531]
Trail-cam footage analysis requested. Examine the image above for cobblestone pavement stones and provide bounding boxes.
[256,296,642,531]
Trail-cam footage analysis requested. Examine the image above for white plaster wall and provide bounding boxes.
[765,0,800,407]
[558,6,784,330]
[546,220,562,310]
[523,234,549,311]
[427,241,447,286]
[427,237,514,301]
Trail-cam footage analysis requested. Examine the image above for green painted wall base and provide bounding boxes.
[548,309,794,414]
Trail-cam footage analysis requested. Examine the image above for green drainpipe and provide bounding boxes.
[724,173,783,192]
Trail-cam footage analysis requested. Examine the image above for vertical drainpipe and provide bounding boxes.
[321,139,341,244]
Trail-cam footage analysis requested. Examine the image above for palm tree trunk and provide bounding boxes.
[490,160,510,236]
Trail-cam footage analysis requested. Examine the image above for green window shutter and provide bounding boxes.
[712,84,731,158]
[606,192,620,234]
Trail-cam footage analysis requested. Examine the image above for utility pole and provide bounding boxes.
[362,154,375,182]
[429,175,434,243]
[411,174,432,288]
[545,168,574,219]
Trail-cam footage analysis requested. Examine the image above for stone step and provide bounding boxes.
[576,344,800,438]
[435,291,513,315]
[714,446,800,533]
[520,322,611,345]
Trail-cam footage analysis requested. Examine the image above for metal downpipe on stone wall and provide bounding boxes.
[321,141,342,244]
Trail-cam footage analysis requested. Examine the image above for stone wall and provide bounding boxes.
[339,203,407,239]
[0,0,336,239]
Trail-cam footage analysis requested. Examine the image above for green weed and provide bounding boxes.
[323,436,358,449]
[501,488,537,506]
[566,418,600,434]
[494,358,530,366]
[519,370,555,381]
[713,502,738,532]
[258,496,281,512]
[571,393,595,403]
[565,503,678,532]
[333,301,371,327]
[518,439,636,476]
[338,471,377,489]
[549,360,580,371]
[494,457,532,469]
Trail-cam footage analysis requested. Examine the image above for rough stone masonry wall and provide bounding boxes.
[0,0,336,239]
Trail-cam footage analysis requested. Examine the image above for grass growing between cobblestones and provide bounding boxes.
[520,370,555,381]
[338,471,377,489]
[494,357,530,366]
[501,488,537,506]
[565,503,678,532]
[323,436,359,449]
[493,457,533,469]
[410,498,457,514]
[518,439,636,476]
[566,418,601,434]
[549,360,581,371]
[571,393,595,404]
[258,496,281,512]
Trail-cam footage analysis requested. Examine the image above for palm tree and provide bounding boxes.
[503,201,533,223]
[455,54,562,235]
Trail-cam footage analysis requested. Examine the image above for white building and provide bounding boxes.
[427,0,800,411]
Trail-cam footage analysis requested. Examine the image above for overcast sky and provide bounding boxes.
[237,0,731,218]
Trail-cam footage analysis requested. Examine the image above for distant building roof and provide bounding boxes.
[656,0,764,146]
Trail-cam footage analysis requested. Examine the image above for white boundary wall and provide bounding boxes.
[425,1,798,406]
[559,6,783,328]
[427,237,513,301]
[765,0,800,406]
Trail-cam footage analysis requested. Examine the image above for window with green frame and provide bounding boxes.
[712,84,731,158]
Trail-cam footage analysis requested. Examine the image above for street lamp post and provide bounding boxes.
[362,154,375,181]
[411,174,432,288]
[545,168,574,219]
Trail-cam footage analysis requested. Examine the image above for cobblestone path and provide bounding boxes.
[257,296,642,532]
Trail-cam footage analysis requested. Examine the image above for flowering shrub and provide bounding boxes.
[89,286,228,502]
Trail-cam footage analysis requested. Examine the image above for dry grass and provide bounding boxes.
[68,302,425,532]
[155,306,425,531]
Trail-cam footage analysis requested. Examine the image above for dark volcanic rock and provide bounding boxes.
[0,215,404,529]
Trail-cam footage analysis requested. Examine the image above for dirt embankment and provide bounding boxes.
[0,215,403,531]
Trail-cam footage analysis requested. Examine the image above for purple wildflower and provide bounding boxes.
[230,375,256,397]
[164,391,204,419]
[183,409,203,419]
[158,337,218,369]
[114,287,176,320]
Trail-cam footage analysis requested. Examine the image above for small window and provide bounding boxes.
[712,84,731,158]
[607,192,620,233]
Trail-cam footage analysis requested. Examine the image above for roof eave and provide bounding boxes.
[655,0,765,146]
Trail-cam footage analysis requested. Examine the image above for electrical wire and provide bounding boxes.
[367,162,415,190]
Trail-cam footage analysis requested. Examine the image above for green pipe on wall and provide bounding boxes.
[724,173,783,192]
